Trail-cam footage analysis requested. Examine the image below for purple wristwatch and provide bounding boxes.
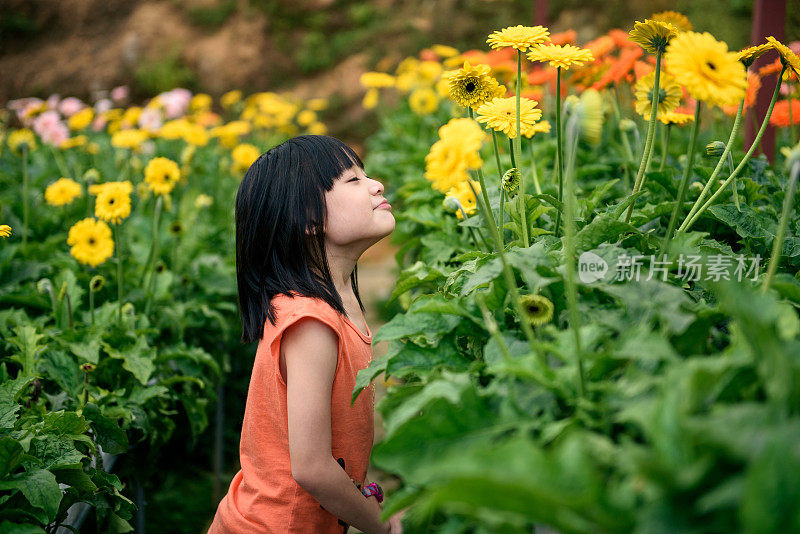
[361,482,383,503]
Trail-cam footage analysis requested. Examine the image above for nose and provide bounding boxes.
[371,177,384,195]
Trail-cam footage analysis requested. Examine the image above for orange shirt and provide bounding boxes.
[209,290,375,533]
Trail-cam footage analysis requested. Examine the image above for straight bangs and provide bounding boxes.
[235,135,367,344]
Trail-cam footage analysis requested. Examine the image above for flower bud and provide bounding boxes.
[83,168,100,183]
[502,167,521,193]
[781,142,800,174]
[37,278,53,295]
[89,275,105,292]
[619,119,636,132]
[442,196,462,214]
[705,141,726,158]
[80,363,96,373]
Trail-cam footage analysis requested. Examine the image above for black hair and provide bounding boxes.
[235,134,366,344]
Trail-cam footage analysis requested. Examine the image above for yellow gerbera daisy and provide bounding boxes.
[766,36,800,78]
[220,90,242,109]
[431,44,460,58]
[360,72,396,88]
[574,89,605,145]
[526,44,594,70]
[68,108,94,130]
[634,71,682,117]
[651,11,692,32]
[110,129,149,151]
[522,119,552,138]
[475,96,543,139]
[737,43,774,67]
[8,129,37,154]
[628,19,679,54]
[144,157,181,196]
[665,31,746,109]
[425,128,484,194]
[45,178,83,207]
[446,61,506,109]
[231,143,261,175]
[446,179,481,219]
[0,225,12,239]
[94,181,133,224]
[657,110,695,126]
[486,25,550,52]
[409,87,439,115]
[67,218,114,267]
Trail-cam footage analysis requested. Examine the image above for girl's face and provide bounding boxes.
[321,165,395,249]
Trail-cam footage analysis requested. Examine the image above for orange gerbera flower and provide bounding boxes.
[633,60,653,79]
[722,72,761,116]
[584,35,616,60]
[609,29,637,48]
[759,58,783,77]
[549,30,577,46]
[591,47,643,89]
[769,99,800,127]
[527,66,557,85]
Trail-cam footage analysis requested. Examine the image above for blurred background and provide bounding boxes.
[3,0,797,153]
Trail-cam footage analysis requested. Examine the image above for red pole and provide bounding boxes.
[746,0,786,164]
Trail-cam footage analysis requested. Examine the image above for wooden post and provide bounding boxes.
[534,0,548,28]
[746,0,786,164]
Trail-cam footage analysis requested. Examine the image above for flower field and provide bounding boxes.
[2,9,800,533]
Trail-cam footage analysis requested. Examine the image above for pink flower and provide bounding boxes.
[138,107,163,131]
[92,116,108,132]
[94,98,112,114]
[111,85,129,103]
[159,88,192,119]
[32,111,69,147]
[59,97,85,117]
[10,98,44,126]
[46,94,61,110]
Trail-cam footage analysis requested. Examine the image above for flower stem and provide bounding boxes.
[680,99,744,230]
[468,107,500,243]
[515,50,529,247]
[624,50,662,223]
[761,160,800,294]
[659,124,672,172]
[660,102,702,256]
[563,112,586,400]
[140,195,163,288]
[21,147,29,248]
[554,67,565,237]
[789,85,796,146]
[680,65,786,233]
[491,129,505,245]
[115,224,124,326]
[528,138,542,195]
[467,179,551,373]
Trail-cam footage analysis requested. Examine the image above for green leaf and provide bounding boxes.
[0,437,24,477]
[0,469,62,521]
[52,464,98,493]
[31,435,85,470]
[708,203,774,239]
[0,375,37,429]
[0,521,47,534]
[574,216,640,251]
[81,403,129,455]
[102,337,155,385]
[39,350,82,398]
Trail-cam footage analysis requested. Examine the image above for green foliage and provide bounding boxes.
[184,0,237,29]
[361,74,800,532]
[133,49,197,95]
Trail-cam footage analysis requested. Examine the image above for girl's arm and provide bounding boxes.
[282,316,390,534]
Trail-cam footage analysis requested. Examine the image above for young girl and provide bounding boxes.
[208,135,403,533]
